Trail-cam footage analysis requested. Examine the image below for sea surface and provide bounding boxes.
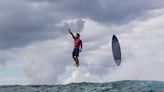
[1,80,164,92]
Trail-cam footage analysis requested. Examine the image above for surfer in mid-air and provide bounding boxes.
[68,28,83,67]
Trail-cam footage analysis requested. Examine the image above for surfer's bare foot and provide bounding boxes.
[76,63,79,67]
[73,63,77,66]
[73,62,78,67]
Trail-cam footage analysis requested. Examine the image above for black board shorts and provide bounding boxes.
[72,48,79,57]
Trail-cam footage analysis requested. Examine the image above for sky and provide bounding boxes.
[0,0,164,85]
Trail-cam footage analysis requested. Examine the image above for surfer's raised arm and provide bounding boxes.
[68,28,75,39]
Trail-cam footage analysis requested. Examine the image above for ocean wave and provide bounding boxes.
[0,80,164,92]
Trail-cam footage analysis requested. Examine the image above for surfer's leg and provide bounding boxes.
[72,49,78,66]
[75,56,79,67]
[73,56,78,66]
[72,49,79,67]
[75,50,80,67]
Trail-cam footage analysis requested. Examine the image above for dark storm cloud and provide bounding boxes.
[29,0,164,23]
[0,0,163,49]
[0,0,84,49]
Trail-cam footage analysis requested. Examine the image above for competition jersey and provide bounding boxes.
[74,38,81,49]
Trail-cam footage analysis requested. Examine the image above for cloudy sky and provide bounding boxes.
[0,0,164,85]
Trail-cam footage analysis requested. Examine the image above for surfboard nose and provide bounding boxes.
[112,35,117,41]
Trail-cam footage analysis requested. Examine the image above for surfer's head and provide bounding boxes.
[76,33,80,38]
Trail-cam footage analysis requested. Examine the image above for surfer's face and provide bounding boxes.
[76,33,80,38]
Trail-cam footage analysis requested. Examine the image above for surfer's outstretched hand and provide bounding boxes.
[68,28,71,32]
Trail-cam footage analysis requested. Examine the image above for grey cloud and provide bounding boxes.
[0,0,84,49]
[39,0,164,24]
[0,0,163,50]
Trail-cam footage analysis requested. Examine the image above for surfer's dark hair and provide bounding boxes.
[76,33,80,37]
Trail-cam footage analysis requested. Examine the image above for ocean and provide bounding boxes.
[0,80,164,92]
